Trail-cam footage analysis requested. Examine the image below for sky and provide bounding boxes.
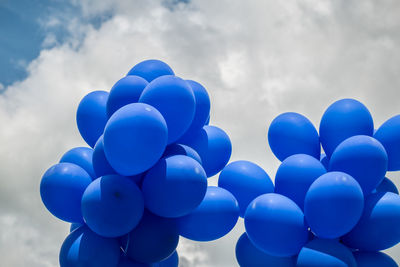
[0,0,400,266]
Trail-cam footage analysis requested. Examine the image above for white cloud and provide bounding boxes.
[1,0,400,266]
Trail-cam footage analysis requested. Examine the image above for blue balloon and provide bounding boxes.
[40,163,92,223]
[152,251,179,267]
[141,155,207,218]
[320,153,329,170]
[374,115,400,171]
[205,114,210,125]
[70,223,83,232]
[59,226,120,267]
[275,154,326,210]
[181,125,232,177]
[342,192,400,251]
[118,257,150,267]
[162,143,202,164]
[319,98,374,158]
[81,175,144,237]
[76,91,109,147]
[139,75,195,144]
[127,59,174,82]
[304,172,364,238]
[297,239,357,267]
[60,147,96,179]
[179,80,210,138]
[218,160,274,217]
[376,177,399,194]
[103,103,168,176]
[244,193,308,257]
[235,232,296,267]
[268,112,320,161]
[125,211,179,263]
[329,135,388,195]
[92,135,116,177]
[353,252,398,267]
[107,75,148,118]
[177,186,239,241]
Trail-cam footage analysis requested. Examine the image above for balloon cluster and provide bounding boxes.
[40,59,240,267]
[228,99,400,266]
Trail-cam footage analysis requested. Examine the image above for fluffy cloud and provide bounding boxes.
[1,0,400,266]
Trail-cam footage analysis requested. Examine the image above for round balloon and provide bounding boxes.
[275,154,326,210]
[141,155,207,218]
[374,115,400,171]
[139,75,195,144]
[177,186,239,241]
[60,147,96,179]
[70,223,83,232]
[59,226,120,267]
[162,143,202,164]
[329,135,388,195]
[127,59,174,82]
[342,191,400,251]
[376,177,399,194]
[81,175,144,237]
[107,75,148,117]
[180,125,232,177]
[319,98,374,158]
[218,160,274,217]
[244,193,308,257]
[320,154,329,170]
[268,112,320,161]
[304,172,364,239]
[103,103,168,176]
[76,90,109,148]
[92,135,116,177]
[297,239,357,267]
[152,251,179,267]
[179,80,210,138]
[40,163,92,223]
[353,251,397,267]
[118,257,150,267]
[125,211,179,263]
[235,232,296,267]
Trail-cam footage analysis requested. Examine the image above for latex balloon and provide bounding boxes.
[244,193,308,257]
[297,239,357,267]
[118,257,150,267]
[125,211,179,263]
[107,75,148,118]
[275,154,326,210]
[92,135,116,177]
[40,163,92,223]
[103,103,168,176]
[76,90,109,147]
[81,175,144,237]
[60,147,96,179]
[304,172,364,239]
[329,135,388,195]
[127,59,174,82]
[180,125,232,177]
[139,75,195,144]
[179,80,210,138]
[205,114,210,125]
[177,186,239,241]
[268,112,320,161]
[376,177,399,194]
[162,143,202,164]
[374,115,400,171]
[59,226,120,267]
[319,98,374,158]
[70,223,82,232]
[152,251,179,267]
[342,192,400,251]
[142,155,207,218]
[218,160,274,217]
[320,153,329,170]
[353,251,398,267]
[235,232,296,267]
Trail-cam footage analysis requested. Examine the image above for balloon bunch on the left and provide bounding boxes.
[40,59,238,267]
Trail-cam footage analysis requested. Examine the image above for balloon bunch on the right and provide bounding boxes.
[230,99,400,266]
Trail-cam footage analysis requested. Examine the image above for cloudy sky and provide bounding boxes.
[1,0,400,266]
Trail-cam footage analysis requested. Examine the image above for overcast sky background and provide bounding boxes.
[0,0,400,266]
